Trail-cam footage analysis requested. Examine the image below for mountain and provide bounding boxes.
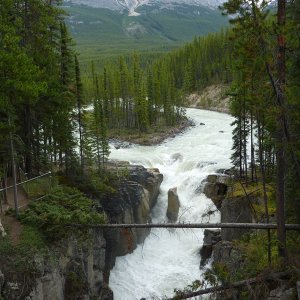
[67,0,224,16]
[63,0,228,66]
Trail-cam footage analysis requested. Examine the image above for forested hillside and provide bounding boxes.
[2,0,210,178]
[63,1,228,65]
[82,30,231,137]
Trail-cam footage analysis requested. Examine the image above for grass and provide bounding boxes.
[227,179,276,221]
[22,176,55,199]
[228,181,273,198]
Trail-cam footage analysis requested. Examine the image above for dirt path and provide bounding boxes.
[0,179,29,244]
[1,178,29,212]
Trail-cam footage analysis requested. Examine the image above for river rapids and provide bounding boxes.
[109,108,234,300]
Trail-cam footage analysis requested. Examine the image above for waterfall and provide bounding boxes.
[109,108,233,299]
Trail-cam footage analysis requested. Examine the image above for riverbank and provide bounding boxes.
[109,118,194,146]
[198,171,300,299]
[186,84,230,114]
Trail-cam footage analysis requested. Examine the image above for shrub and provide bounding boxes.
[19,185,107,240]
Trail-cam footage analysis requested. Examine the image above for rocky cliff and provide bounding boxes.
[102,164,163,274]
[201,172,299,299]
[0,163,163,300]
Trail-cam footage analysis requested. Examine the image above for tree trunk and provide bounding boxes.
[276,0,287,258]
[257,118,271,265]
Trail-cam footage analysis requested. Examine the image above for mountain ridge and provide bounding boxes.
[66,0,225,15]
[64,1,228,65]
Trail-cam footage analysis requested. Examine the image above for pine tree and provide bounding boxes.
[75,55,84,170]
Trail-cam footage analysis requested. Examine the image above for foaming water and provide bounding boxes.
[109,108,233,300]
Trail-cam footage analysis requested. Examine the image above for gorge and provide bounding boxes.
[109,108,233,299]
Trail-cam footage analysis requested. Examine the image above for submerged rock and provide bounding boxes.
[171,153,183,162]
[167,187,180,222]
[110,139,133,149]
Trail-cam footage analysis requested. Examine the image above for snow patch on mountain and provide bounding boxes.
[67,0,225,15]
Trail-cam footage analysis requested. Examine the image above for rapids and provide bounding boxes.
[109,108,234,299]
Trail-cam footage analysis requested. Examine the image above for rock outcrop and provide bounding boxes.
[0,162,163,300]
[166,187,180,222]
[199,229,221,268]
[221,197,252,241]
[101,164,163,273]
[203,174,231,209]
[212,241,243,274]
[186,84,230,114]
[1,230,111,300]
[202,173,252,241]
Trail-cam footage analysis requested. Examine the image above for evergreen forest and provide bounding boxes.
[0,0,300,299]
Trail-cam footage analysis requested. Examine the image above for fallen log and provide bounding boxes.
[167,271,292,299]
[47,222,300,230]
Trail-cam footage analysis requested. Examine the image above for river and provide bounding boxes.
[108,108,234,300]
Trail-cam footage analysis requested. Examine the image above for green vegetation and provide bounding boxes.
[19,186,107,240]
[221,0,300,259]
[107,121,187,145]
[172,228,299,299]
[23,177,55,199]
[1,0,300,298]
[0,226,46,296]
[83,53,187,141]
[64,3,228,67]
[81,30,232,141]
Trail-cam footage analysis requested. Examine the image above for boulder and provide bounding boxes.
[203,229,222,245]
[144,168,163,208]
[167,187,180,222]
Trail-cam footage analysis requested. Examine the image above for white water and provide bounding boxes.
[109,108,234,300]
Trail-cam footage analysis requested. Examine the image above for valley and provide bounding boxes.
[0,0,299,299]
[63,1,228,65]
